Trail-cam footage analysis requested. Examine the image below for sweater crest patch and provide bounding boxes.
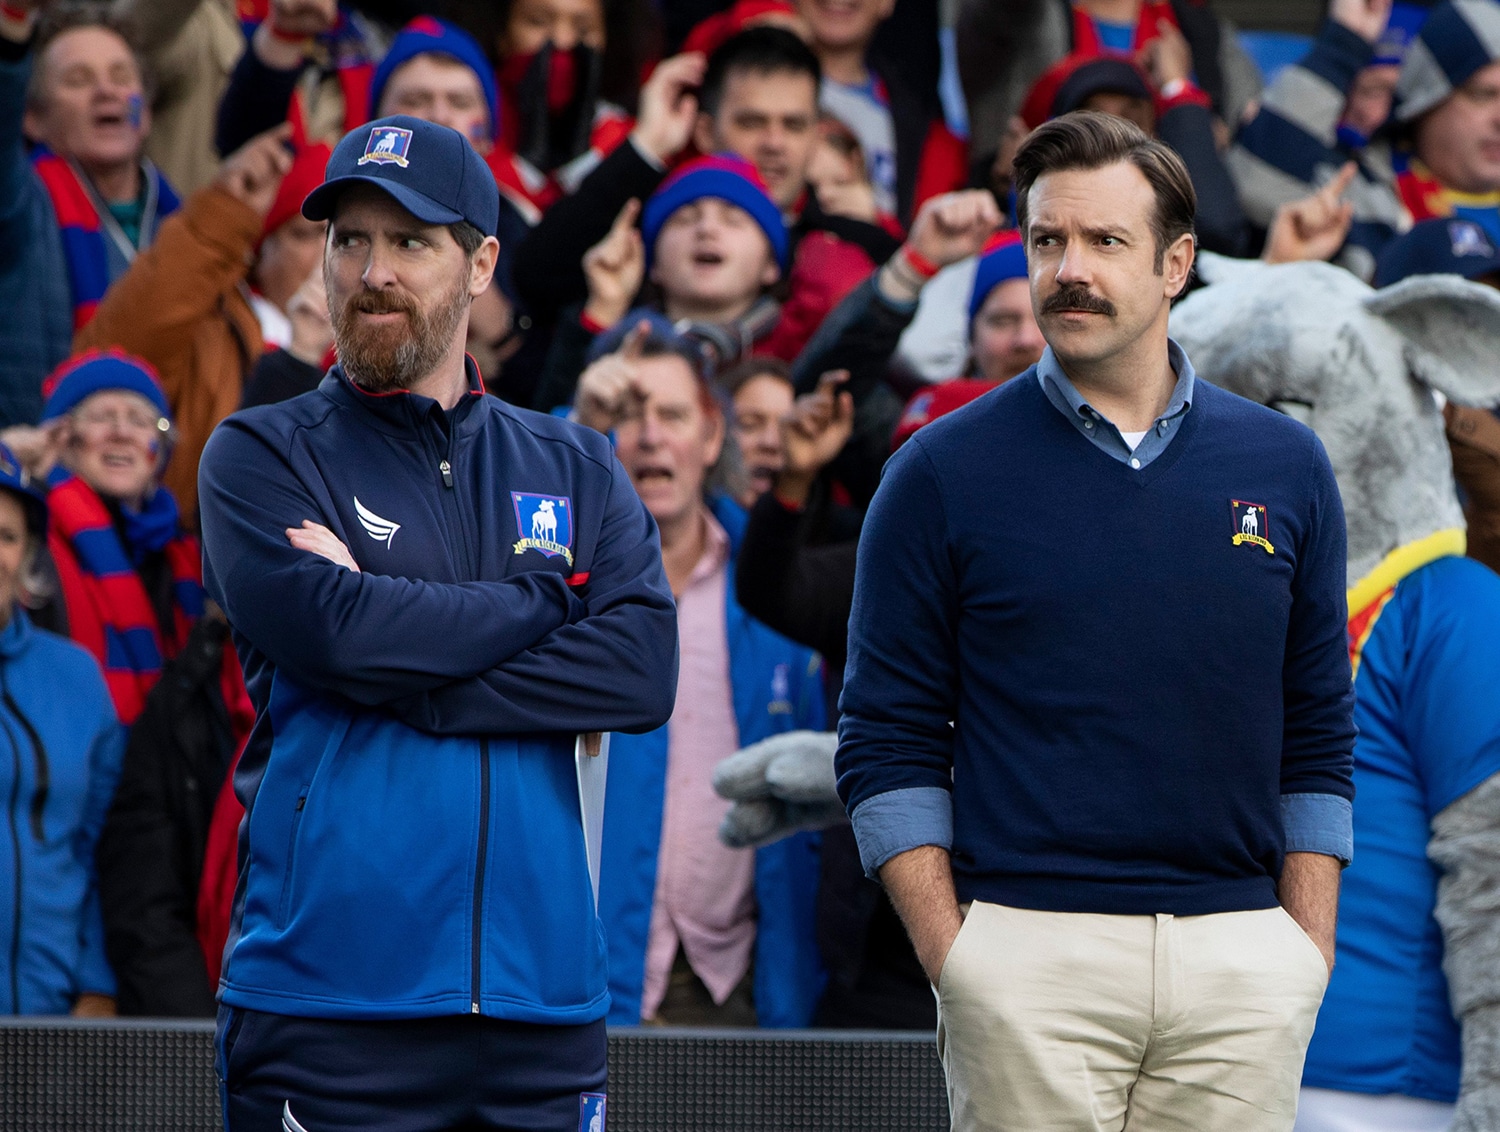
[1229,500,1275,554]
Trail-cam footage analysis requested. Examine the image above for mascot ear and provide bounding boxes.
[1364,276,1500,407]
[1192,251,1270,288]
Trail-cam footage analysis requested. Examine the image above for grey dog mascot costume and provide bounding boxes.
[1171,256,1500,1129]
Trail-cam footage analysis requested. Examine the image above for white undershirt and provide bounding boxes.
[1119,429,1148,451]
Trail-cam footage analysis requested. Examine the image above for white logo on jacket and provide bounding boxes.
[354,497,401,549]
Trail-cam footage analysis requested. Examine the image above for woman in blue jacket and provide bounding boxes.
[0,443,124,1015]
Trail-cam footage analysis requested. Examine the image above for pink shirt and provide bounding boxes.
[640,513,757,1019]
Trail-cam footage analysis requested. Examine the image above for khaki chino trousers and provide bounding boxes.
[935,902,1329,1132]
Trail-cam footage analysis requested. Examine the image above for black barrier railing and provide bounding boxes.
[0,1019,950,1131]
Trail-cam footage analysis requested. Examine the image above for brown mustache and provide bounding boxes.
[1041,284,1116,317]
[347,291,417,317]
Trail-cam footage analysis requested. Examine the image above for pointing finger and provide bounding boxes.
[620,318,652,361]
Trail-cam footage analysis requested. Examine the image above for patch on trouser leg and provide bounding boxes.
[579,1092,607,1131]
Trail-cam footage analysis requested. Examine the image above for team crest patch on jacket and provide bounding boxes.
[1230,499,1275,554]
[512,492,574,565]
[579,1093,606,1132]
[358,126,412,167]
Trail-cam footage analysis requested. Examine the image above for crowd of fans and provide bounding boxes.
[0,0,1497,1052]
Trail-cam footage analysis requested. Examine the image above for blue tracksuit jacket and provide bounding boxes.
[599,503,827,1027]
[197,365,678,1024]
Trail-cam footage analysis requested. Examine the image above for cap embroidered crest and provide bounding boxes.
[358,126,413,168]
[1230,500,1275,554]
[512,492,575,566]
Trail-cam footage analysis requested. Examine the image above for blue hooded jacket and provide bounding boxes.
[599,498,827,1027]
[0,609,123,1013]
[197,365,678,1023]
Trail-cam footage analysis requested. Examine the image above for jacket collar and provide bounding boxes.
[0,607,33,660]
[322,357,490,437]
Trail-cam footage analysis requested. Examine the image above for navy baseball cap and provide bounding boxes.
[1374,217,1500,286]
[302,115,500,237]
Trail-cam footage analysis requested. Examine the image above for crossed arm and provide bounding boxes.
[197,420,678,735]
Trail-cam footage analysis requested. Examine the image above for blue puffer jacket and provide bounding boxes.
[600,500,828,1027]
[0,608,124,1014]
[198,365,678,1023]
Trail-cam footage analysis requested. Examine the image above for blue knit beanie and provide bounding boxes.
[1396,0,1500,122]
[369,17,501,143]
[641,154,789,272]
[967,231,1029,324]
[41,350,171,424]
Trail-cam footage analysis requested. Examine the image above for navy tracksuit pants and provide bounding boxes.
[217,1007,608,1132]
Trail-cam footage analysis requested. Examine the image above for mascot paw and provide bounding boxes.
[718,797,849,849]
[713,730,838,803]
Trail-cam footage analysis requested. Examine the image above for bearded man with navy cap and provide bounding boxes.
[197,115,678,1132]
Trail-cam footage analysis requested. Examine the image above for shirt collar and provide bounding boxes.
[1035,338,1195,427]
[684,506,731,592]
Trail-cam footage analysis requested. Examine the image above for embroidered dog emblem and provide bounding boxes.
[357,126,412,167]
[1230,500,1275,554]
[512,492,574,566]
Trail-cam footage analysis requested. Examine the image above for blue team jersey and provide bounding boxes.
[1304,554,1500,1101]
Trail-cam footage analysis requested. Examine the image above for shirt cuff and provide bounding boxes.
[1282,792,1354,866]
[850,786,953,879]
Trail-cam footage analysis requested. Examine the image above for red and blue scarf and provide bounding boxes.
[46,474,203,724]
[30,147,180,331]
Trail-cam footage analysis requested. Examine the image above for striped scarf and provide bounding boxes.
[30,147,180,331]
[46,475,204,725]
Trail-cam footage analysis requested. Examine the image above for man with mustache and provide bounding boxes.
[837,111,1356,1132]
[196,115,677,1130]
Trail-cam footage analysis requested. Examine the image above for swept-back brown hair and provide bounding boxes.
[1012,110,1196,272]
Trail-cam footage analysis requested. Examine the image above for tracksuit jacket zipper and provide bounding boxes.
[427,410,489,1014]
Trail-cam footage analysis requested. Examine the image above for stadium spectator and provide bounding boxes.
[124,0,245,193]
[794,0,964,228]
[805,112,901,235]
[0,441,124,1017]
[535,154,788,410]
[244,142,331,351]
[72,126,296,518]
[721,356,796,505]
[956,0,1262,181]
[889,232,1047,449]
[1021,46,1250,256]
[212,0,399,155]
[18,353,203,727]
[1233,0,1500,281]
[95,605,253,1017]
[0,0,178,427]
[513,28,901,387]
[789,189,1001,508]
[1375,216,1500,576]
[238,263,333,408]
[574,323,826,1027]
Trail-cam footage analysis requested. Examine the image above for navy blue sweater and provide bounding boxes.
[836,369,1356,916]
